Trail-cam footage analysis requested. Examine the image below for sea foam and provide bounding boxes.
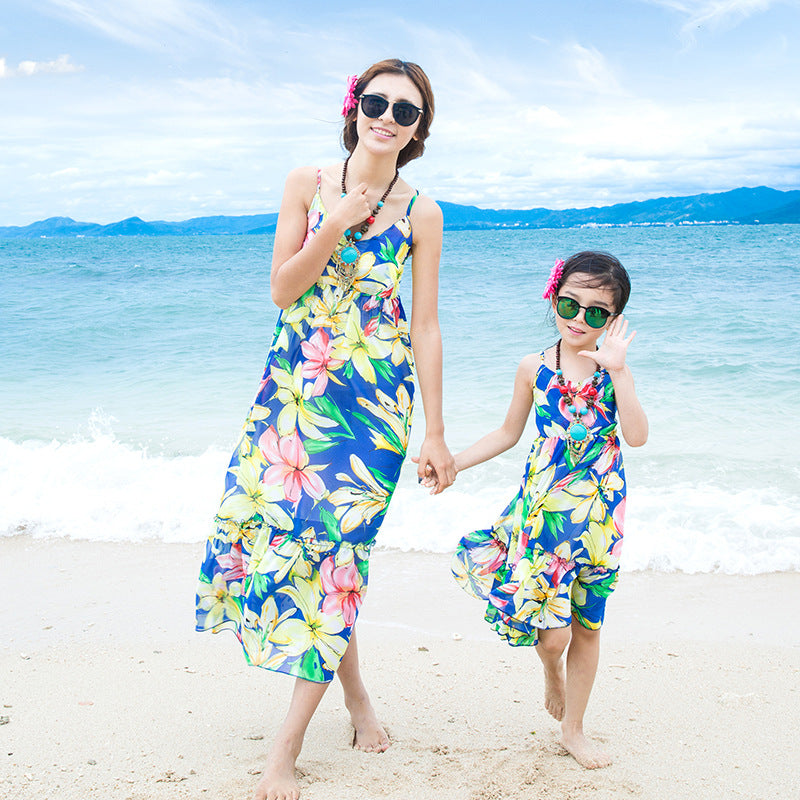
[2,432,799,575]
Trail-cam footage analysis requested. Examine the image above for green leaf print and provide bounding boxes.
[304,437,337,454]
[250,571,272,599]
[372,357,394,382]
[300,648,326,682]
[320,506,342,543]
[379,238,397,265]
[309,395,354,437]
[274,355,292,373]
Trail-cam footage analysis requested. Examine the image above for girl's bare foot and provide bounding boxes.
[252,736,302,800]
[559,727,612,769]
[346,692,390,752]
[543,658,566,721]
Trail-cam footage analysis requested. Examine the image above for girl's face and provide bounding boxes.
[551,273,617,348]
[355,72,423,159]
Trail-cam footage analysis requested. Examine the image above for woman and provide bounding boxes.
[196,59,455,800]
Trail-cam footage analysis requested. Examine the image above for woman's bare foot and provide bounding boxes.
[252,736,302,800]
[543,658,566,721]
[559,727,612,769]
[346,692,390,752]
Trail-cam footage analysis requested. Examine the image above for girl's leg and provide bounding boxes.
[336,626,390,752]
[253,677,329,800]
[535,626,572,721]
[560,619,611,769]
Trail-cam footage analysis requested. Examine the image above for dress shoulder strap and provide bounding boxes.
[405,190,420,217]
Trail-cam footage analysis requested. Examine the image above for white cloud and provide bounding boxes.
[44,0,243,53]
[565,43,625,95]
[642,0,789,43]
[0,54,83,78]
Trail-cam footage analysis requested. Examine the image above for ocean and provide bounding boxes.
[2,225,799,573]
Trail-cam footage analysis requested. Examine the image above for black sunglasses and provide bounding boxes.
[556,296,615,329]
[358,94,423,127]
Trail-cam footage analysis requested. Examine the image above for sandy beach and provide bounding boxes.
[2,535,798,800]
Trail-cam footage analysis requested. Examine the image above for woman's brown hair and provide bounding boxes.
[341,59,434,169]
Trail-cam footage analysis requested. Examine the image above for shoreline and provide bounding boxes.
[2,536,799,799]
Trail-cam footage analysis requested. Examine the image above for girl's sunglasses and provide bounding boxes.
[556,296,615,329]
[359,94,423,127]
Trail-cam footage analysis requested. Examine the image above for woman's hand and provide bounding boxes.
[328,182,373,232]
[413,437,456,495]
[580,314,636,374]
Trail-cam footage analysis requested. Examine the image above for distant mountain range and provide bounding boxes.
[2,186,798,239]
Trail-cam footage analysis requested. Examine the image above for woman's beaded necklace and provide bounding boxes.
[331,157,399,292]
[555,339,602,456]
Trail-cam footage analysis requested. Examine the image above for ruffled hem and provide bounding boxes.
[196,518,372,682]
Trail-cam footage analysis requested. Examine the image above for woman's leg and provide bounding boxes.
[535,626,572,721]
[560,620,611,769]
[253,677,329,800]
[336,627,390,752]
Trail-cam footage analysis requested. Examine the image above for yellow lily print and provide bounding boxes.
[328,454,391,533]
[355,384,412,456]
[217,451,294,532]
[329,306,391,384]
[270,361,337,439]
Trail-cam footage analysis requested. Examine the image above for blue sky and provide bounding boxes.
[2,0,799,225]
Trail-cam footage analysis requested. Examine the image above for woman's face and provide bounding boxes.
[355,72,424,159]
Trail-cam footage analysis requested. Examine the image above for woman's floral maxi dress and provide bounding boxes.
[452,354,626,645]
[196,180,418,682]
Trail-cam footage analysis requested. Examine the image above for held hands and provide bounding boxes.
[330,183,373,232]
[579,315,636,374]
[411,437,456,495]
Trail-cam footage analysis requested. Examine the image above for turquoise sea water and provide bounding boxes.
[2,225,799,572]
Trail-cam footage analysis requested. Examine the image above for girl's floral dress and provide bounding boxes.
[452,353,625,645]
[196,173,418,682]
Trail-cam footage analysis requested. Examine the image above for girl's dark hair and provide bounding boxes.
[556,251,631,313]
[341,59,434,169]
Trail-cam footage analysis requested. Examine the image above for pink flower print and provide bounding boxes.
[544,553,575,585]
[258,425,325,503]
[216,543,247,581]
[301,329,343,396]
[303,209,321,246]
[319,556,363,626]
[363,316,379,338]
[613,497,626,536]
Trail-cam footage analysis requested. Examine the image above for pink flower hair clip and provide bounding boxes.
[341,74,359,117]
[542,258,565,299]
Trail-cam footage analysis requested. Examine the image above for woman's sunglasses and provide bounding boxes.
[358,94,423,127]
[556,296,615,329]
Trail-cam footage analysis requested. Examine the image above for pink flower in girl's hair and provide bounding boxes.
[542,258,565,299]
[341,74,359,117]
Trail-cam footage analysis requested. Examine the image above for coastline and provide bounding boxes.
[2,536,799,799]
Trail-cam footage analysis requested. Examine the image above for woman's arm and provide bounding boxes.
[408,195,456,493]
[270,166,374,308]
[454,354,537,472]
[579,316,648,447]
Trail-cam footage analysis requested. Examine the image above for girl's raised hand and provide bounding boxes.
[580,315,636,373]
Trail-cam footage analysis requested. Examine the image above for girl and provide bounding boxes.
[196,59,455,800]
[450,251,647,770]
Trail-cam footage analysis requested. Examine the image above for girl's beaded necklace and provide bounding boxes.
[555,339,602,456]
[331,156,399,292]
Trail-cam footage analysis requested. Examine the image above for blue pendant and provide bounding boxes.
[340,245,359,264]
[568,422,588,441]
